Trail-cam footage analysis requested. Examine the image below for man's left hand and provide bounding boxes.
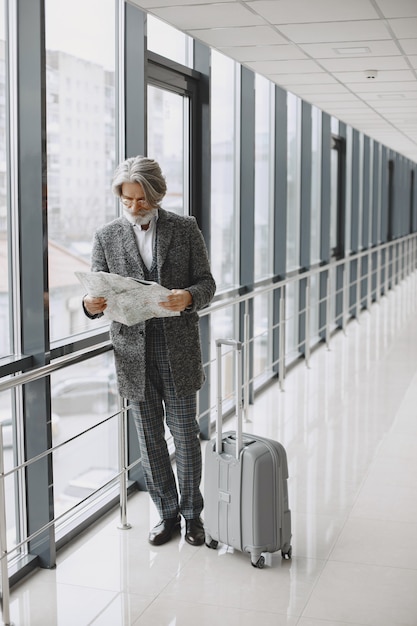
[159,289,192,312]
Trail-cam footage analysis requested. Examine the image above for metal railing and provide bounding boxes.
[1,233,417,625]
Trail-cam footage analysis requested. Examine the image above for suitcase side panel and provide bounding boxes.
[203,440,242,549]
[241,441,279,553]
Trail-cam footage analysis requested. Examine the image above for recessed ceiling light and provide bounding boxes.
[333,46,371,55]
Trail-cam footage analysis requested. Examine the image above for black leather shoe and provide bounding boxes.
[185,517,205,546]
[148,515,181,546]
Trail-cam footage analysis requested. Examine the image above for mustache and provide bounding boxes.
[124,207,158,225]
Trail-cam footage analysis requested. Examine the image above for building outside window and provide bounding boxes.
[44,0,119,534]
[210,50,240,399]
[0,0,18,554]
[45,0,116,344]
[310,106,322,342]
[286,93,301,359]
[254,74,274,382]
[0,0,9,357]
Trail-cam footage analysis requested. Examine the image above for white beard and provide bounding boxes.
[123,207,158,226]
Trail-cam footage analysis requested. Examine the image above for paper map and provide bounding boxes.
[75,271,180,326]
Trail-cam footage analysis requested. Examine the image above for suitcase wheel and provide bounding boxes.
[205,536,218,550]
[282,546,292,560]
[251,555,265,569]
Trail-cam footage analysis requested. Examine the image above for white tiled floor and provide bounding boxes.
[7,274,417,625]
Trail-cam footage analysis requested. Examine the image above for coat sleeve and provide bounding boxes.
[184,217,216,313]
[81,231,110,319]
[91,231,110,273]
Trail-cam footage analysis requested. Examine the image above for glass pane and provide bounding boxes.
[51,353,119,522]
[254,74,274,281]
[210,305,237,413]
[210,50,239,292]
[311,106,322,264]
[147,15,192,68]
[309,273,320,342]
[345,127,353,254]
[285,282,299,362]
[286,93,301,272]
[147,85,188,216]
[357,133,364,250]
[0,0,10,358]
[45,0,117,343]
[253,292,272,383]
[0,390,18,556]
[330,147,339,251]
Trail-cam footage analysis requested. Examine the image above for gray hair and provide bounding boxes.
[112,156,167,208]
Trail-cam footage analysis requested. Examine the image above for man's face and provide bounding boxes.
[121,182,154,223]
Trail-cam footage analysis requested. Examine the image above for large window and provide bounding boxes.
[44,0,118,538]
[286,93,301,358]
[254,74,274,382]
[45,0,117,343]
[286,93,301,273]
[210,50,239,293]
[311,106,322,265]
[210,51,240,408]
[0,0,9,358]
[310,106,322,342]
[0,0,17,549]
[51,353,119,525]
[147,85,189,216]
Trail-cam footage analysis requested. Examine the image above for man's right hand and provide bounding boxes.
[83,295,107,315]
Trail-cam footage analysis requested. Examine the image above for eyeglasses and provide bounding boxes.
[121,195,147,207]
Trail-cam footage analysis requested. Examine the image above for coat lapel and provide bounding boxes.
[155,208,174,276]
[120,217,146,279]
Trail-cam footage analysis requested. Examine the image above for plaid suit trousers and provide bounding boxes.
[129,324,203,520]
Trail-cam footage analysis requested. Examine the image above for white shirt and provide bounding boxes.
[124,210,158,271]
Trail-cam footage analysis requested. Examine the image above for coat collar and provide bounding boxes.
[120,208,174,278]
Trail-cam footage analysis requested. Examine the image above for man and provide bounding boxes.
[83,156,216,546]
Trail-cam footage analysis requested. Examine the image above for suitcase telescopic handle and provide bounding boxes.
[215,338,243,459]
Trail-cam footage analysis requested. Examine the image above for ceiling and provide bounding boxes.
[130,0,417,163]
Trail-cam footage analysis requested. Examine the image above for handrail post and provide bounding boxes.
[243,303,250,422]
[305,276,311,368]
[117,402,131,530]
[356,255,361,320]
[325,271,331,349]
[0,429,13,626]
[376,248,381,303]
[342,262,348,335]
[278,286,286,391]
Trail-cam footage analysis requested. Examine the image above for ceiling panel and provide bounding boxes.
[400,39,417,55]
[345,82,417,93]
[275,21,391,43]
[245,0,379,23]
[297,40,402,58]
[218,44,308,62]
[132,0,417,161]
[187,25,287,47]
[388,18,417,39]
[318,56,410,72]
[151,3,264,30]
[245,59,323,74]
[375,0,417,18]
[330,70,416,83]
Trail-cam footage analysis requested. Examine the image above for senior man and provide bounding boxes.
[83,155,216,546]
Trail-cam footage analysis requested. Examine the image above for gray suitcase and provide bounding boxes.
[204,339,292,568]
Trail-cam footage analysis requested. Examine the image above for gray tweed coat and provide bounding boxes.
[89,208,216,401]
